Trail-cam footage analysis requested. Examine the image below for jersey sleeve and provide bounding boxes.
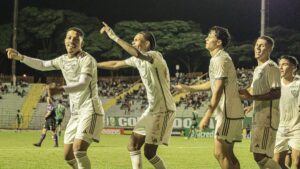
[80,56,94,77]
[124,56,138,68]
[213,57,228,80]
[267,65,281,89]
[51,55,63,70]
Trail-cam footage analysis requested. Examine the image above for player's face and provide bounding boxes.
[205,31,221,52]
[279,58,295,78]
[254,38,271,62]
[132,33,149,52]
[64,30,83,56]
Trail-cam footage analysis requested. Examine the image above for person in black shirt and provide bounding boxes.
[33,97,58,147]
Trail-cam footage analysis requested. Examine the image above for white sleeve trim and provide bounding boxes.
[63,74,92,94]
[21,55,56,71]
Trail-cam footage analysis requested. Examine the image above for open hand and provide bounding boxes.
[6,48,23,61]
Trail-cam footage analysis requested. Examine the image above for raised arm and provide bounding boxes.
[6,48,56,71]
[100,22,153,63]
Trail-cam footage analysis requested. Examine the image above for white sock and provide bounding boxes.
[129,150,142,169]
[149,155,166,169]
[66,159,78,169]
[74,151,91,169]
[257,157,281,169]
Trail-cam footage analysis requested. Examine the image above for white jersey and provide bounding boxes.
[251,59,281,129]
[209,50,244,119]
[279,76,300,130]
[124,51,176,114]
[51,51,104,115]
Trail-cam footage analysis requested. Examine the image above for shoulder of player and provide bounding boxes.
[78,51,96,63]
[266,60,279,68]
[145,50,162,59]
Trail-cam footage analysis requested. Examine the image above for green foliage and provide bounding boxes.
[112,20,207,72]
[0,24,12,53]
[266,26,300,59]
[227,44,254,68]
[1,6,299,74]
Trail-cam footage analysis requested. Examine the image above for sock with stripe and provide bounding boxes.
[149,155,166,169]
[129,150,142,169]
[74,151,91,169]
[257,157,281,169]
[66,159,78,169]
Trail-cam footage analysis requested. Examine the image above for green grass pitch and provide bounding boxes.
[0,130,258,169]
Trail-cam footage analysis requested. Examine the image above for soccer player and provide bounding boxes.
[239,36,281,169]
[187,112,199,139]
[55,99,66,136]
[33,96,58,147]
[16,109,23,131]
[273,55,300,169]
[97,22,176,169]
[175,26,244,169]
[6,27,104,169]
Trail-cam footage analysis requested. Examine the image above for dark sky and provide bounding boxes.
[1,0,300,41]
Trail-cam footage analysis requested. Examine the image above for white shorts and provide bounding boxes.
[64,113,104,144]
[274,128,300,153]
[215,117,243,143]
[250,125,277,157]
[133,111,175,146]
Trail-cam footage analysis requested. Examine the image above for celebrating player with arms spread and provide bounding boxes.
[6,27,104,169]
[97,22,176,169]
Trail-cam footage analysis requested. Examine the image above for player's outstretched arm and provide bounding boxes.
[99,22,153,63]
[174,81,211,93]
[97,60,129,70]
[6,48,55,71]
[239,87,280,101]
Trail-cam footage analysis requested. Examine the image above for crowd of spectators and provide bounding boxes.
[9,68,254,113]
[0,80,29,99]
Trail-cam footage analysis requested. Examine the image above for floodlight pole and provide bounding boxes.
[260,0,266,36]
[12,0,18,87]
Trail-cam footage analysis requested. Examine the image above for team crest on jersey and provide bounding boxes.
[290,85,299,97]
[291,89,299,97]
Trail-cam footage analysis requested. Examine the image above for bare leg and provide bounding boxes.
[214,139,235,169]
[127,133,145,169]
[291,148,300,169]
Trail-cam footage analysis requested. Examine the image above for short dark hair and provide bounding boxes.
[66,27,85,39]
[138,31,156,50]
[279,55,299,70]
[209,26,231,48]
[256,35,275,50]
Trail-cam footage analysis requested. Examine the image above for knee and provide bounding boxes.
[64,153,74,161]
[214,151,225,161]
[127,134,144,152]
[127,142,139,152]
